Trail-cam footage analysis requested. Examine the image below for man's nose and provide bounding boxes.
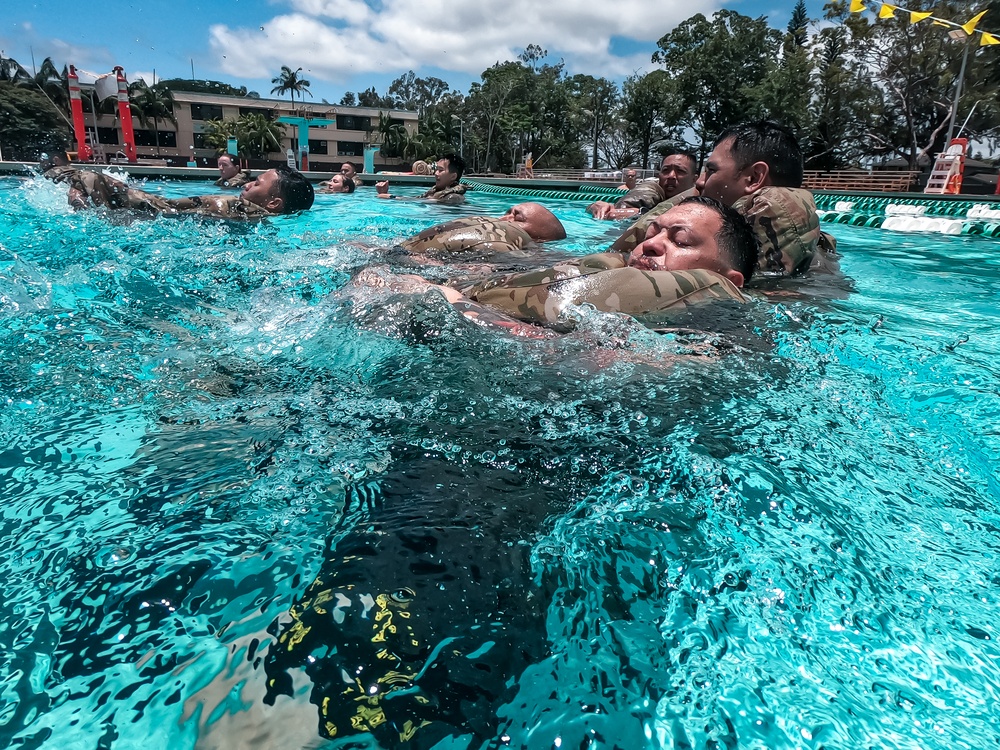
[641,235,666,256]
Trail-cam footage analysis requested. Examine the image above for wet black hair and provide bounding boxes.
[38,148,70,172]
[714,121,803,188]
[274,164,315,213]
[678,195,758,282]
[339,175,356,194]
[441,153,465,181]
[661,150,697,172]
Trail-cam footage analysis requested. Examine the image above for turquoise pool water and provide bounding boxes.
[1,175,999,749]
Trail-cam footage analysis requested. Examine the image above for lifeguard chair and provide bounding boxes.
[924,138,967,195]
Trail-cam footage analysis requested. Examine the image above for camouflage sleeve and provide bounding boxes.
[735,187,820,276]
[58,169,132,210]
[609,188,697,254]
[468,266,746,329]
[215,171,251,189]
[399,217,533,258]
[614,181,665,211]
[422,184,468,204]
[158,194,274,220]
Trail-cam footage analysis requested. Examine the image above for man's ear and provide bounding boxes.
[746,161,769,192]
[724,269,745,288]
[265,196,284,213]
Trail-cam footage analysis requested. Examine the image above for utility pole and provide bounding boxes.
[945,29,971,147]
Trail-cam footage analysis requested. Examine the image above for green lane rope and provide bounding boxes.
[462,179,626,202]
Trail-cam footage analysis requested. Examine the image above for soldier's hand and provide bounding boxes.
[587,201,613,219]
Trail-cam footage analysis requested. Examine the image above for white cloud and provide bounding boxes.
[287,0,374,25]
[210,0,721,85]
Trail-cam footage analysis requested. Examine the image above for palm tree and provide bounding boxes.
[129,81,176,156]
[0,54,29,83]
[376,112,407,158]
[236,113,285,159]
[202,117,238,153]
[16,57,68,112]
[270,66,312,106]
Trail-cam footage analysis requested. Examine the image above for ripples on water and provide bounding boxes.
[1,175,999,749]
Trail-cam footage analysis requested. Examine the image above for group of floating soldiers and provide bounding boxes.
[40,119,833,338]
[39,121,837,745]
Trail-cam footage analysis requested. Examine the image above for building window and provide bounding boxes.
[336,115,371,131]
[190,103,224,121]
[308,140,329,155]
[134,129,178,148]
[90,127,119,145]
[240,107,272,118]
[337,141,364,157]
[193,133,211,149]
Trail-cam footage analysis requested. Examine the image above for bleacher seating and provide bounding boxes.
[803,170,920,193]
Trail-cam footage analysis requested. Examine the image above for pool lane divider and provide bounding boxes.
[816,193,1000,236]
[461,179,626,202]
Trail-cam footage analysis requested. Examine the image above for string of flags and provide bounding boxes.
[849,1,999,45]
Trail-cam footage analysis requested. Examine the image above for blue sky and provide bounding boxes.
[2,0,830,103]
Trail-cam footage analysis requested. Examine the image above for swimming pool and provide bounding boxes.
[1,175,999,749]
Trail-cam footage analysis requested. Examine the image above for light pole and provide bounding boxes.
[451,114,464,160]
[945,28,971,147]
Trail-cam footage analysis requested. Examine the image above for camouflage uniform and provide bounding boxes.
[420,183,468,204]
[399,217,536,259]
[126,191,276,220]
[614,180,667,211]
[611,186,830,277]
[48,167,275,220]
[44,166,131,210]
[214,169,252,189]
[456,251,747,330]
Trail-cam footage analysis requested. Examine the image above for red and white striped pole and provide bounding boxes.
[114,66,137,163]
[67,66,93,162]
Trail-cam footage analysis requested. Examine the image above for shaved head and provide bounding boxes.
[499,202,566,242]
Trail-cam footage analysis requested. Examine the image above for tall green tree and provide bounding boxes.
[620,71,682,169]
[270,66,312,105]
[826,0,996,166]
[201,118,238,153]
[0,82,68,159]
[387,71,455,116]
[129,80,176,156]
[236,112,285,158]
[804,24,881,168]
[568,74,620,169]
[375,112,408,158]
[356,86,393,108]
[17,57,69,115]
[788,0,810,47]
[652,10,781,156]
[752,7,814,135]
[159,78,250,96]
[0,56,30,83]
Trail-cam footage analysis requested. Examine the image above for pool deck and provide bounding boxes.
[3,160,999,202]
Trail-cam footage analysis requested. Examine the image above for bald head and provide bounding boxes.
[498,202,566,242]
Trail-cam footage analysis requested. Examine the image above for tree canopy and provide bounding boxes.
[0,82,69,160]
[4,5,1000,172]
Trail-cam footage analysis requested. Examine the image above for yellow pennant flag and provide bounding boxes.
[931,20,950,27]
[909,10,932,22]
[850,0,866,12]
[878,4,897,18]
[981,32,1000,45]
[961,10,988,36]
